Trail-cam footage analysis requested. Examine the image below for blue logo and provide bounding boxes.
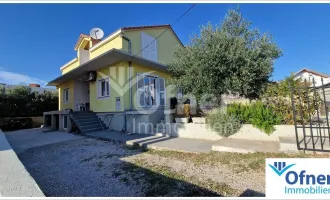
[269,162,296,176]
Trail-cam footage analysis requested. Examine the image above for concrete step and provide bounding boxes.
[82,127,104,134]
[280,136,330,152]
[279,137,298,152]
[72,115,99,120]
[77,119,100,126]
[80,123,102,129]
[212,138,279,153]
[70,112,104,134]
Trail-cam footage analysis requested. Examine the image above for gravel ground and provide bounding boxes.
[18,138,145,197]
[18,137,265,197]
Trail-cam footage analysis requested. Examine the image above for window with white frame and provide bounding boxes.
[137,73,165,107]
[141,32,158,62]
[63,115,68,129]
[98,78,110,98]
[63,88,69,103]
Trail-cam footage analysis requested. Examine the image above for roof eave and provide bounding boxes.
[46,49,168,86]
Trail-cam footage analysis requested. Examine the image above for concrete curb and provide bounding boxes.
[0,129,45,197]
[82,133,203,154]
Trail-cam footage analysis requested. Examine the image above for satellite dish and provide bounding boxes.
[90,28,104,40]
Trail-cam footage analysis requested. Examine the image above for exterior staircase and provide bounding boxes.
[70,111,104,134]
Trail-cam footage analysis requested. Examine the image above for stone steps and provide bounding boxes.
[70,112,104,134]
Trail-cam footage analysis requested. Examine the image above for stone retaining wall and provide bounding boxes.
[166,123,295,141]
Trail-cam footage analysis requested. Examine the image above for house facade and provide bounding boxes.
[44,24,182,134]
[294,68,330,87]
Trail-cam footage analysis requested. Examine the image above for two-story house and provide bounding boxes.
[44,24,183,134]
[294,68,330,87]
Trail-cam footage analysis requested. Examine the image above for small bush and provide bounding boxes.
[227,101,283,135]
[227,103,251,123]
[248,101,282,135]
[206,108,241,137]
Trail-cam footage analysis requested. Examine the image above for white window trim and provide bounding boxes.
[63,88,69,104]
[136,73,165,108]
[159,78,166,107]
[97,77,110,99]
[63,115,68,129]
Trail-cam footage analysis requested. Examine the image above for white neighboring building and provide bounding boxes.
[294,68,330,87]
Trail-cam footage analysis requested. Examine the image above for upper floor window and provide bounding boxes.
[141,32,158,62]
[63,88,69,103]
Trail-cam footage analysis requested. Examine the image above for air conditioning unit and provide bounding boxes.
[79,71,97,82]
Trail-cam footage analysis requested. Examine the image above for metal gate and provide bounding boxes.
[291,77,330,152]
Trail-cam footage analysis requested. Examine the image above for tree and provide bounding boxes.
[0,86,58,118]
[168,8,282,104]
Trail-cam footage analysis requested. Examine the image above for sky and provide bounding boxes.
[0,3,330,86]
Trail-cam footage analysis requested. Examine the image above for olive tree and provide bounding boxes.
[168,8,282,104]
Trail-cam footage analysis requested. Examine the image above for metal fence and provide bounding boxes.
[290,78,330,152]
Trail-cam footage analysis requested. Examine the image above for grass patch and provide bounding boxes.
[118,159,240,197]
[145,149,329,172]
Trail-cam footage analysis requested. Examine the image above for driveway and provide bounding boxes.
[4,128,84,154]
[4,128,270,197]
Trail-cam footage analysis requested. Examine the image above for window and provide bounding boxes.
[141,32,158,62]
[63,115,68,129]
[98,78,110,98]
[136,73,165,107]
[63,88,69,103]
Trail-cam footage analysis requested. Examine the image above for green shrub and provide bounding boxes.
[227,103,251,123]
[227,101,283,135]
[248,101,283,135]
[206,108,241,137]
[261,74,323,125]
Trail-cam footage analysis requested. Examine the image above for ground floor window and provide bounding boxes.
[137,73,165,107]
[63,115,68,129]
[98,78,110,98]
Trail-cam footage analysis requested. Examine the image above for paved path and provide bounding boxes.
[0,130,44,197]
[5,128,84,154]
[212,138,280,153]
[84,131,216,153]
[84,131,281,154]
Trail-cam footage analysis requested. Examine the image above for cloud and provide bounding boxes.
[0,68,47,86]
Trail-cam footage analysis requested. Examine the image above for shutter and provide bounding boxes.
[141,32,150,60]
[137,73,145,107]
[151,39,158,62]
[159,78,165,106]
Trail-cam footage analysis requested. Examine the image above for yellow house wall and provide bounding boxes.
[90,36,123,59]
[123,28,182,65]
[132,63,175,110]
[58,80,75,110]
[61,60,79,74]
[89,62,129,112]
